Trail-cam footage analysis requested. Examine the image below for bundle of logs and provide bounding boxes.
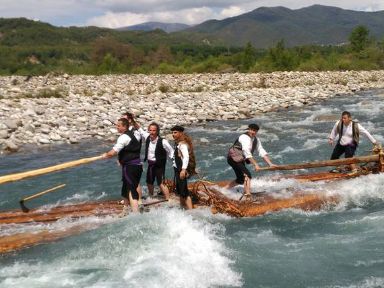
[187,146,384,217]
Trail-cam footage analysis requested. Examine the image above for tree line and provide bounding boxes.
[0,25,383,75]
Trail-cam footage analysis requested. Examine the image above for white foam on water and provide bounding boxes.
[345,100,384,117]
[302,138,323,150]
[321,173,384,209]
[0,208,242,288]
[35,190,109,210]
[280,146,296,153]
[354,259,384,268]
[328,277,384,288]
[199,155,226,168]
[215,176,310,200]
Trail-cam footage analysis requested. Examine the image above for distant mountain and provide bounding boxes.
[118,22,190,33]
[183,5,384,47]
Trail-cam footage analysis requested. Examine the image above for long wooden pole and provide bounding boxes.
[0,155,103,185]
[259,154,379,172]
[20,184,66,202]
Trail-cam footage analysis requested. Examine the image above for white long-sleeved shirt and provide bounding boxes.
[137,127,174,161]
[329,120,376,146]
[173,143,189,169]
[238,134,268,159]
[112,129,142,153]
[147,137,174,161]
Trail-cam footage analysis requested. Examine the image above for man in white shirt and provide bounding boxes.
[226,123,275,198]
[328,111,377,173]
[102,118,143,213]
[171,125,194,210]
[139,122,174,200]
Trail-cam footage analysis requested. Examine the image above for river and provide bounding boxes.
[1,89,384,287]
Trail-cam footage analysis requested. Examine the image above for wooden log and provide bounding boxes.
[239,193,339,217]
[0,222,104,254]
[0,155,103,185]
[258,154,379,172]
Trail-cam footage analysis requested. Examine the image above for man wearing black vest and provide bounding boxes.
[102,118,143,214]
[328,111,377,174]
[226,123,275,198]
[140,122,174,199]
[171,125,194,210]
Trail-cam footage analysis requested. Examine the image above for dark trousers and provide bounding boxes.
[330,143,357,160]
[227,157,252,185]
[146,161,166,186]
[174,167,190,198]
[121,164,143,200]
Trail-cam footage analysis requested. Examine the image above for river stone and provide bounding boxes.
[4,119,21,130]
[39,137,51,144]
[41,127,50,134]
[24,108,36,116]
[4,140,19,152]
[0,130,9,139]
[69,137,79,144]
[34,106,45,115]
[24,123,36,133]
[50,133,62,141]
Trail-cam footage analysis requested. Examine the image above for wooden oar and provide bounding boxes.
[19,184,66,212]
[0,155,103,185]
[258,154,379,172]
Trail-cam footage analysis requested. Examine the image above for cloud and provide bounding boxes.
[93,0,255,14]
[87,7,235,28]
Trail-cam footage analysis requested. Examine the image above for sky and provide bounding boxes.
[1,0,384,28]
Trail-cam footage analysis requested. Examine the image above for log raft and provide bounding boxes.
[0,149,382,254]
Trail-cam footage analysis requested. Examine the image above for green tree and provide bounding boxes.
[268,40,297,70]
[99,53,119,73]
[349,25,370,52]
[241,42,256,71]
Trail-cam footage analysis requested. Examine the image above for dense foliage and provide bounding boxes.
[0,18,383,75]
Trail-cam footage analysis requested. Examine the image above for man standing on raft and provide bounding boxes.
[139,122,174,200]
[171,125,196,209]
[226,123,275,198]
[328,111,378,174]
[102,118,143,214]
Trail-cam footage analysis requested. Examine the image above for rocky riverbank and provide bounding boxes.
[1,71,384,154]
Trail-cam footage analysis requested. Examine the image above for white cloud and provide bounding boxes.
[87,7,231,28]
[87,12,150,28]
[220,6,246,18]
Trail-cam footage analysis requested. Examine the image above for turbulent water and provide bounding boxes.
[1,90,384,288]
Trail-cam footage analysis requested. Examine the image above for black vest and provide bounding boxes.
[233,133,258,155]
[118,130,142,164]
[144,136,167,166]
[337,121,360,145]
